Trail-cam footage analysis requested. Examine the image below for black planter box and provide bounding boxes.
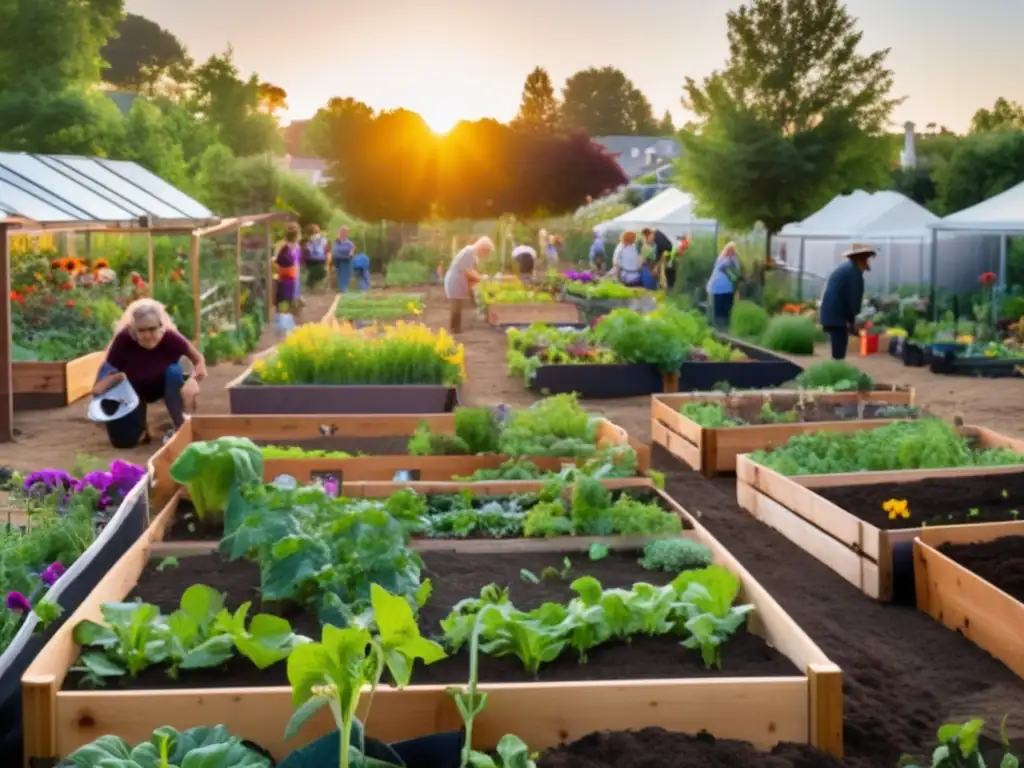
[929,353,1023,378]
[900,340,931,367]
[0,481,150,765]
[530,362,665,398]
[228,381,459,414]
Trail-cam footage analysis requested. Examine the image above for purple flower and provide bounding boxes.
[110,460,145,492]
[97,494,113,511]
[5,591,31,613]
[74,471,113,495]
[23,469,76,494]
[41,562,65,587]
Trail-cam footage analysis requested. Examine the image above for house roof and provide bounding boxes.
[594,135,682,179]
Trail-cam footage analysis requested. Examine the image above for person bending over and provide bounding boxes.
[92,299,206,447]
[820,244,875,360]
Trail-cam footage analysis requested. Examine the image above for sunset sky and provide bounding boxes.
[126,0,1024,135]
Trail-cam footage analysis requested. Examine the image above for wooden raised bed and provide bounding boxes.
[22,490,844,764]
[736,426,1024,602]
[486,302,580,326]
[914,524,1024,679]
[13,351,105,410]
[320,293,427,326]
[652,389,916,476]
[147,414,650,510]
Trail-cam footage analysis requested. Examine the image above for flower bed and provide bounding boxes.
[652,388,918,477]
[148,399,650,510]
[226,322,464,414]
[476,278,581,326]
[22,482,842,763]
[506,309,801,398]
[561,280,659,322]
[323,292,426,324]
[913,525,1024,681]
[735,420,1024,602]
[0,461,147,763]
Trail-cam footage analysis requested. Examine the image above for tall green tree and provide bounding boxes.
[970,98,1024,134]
[0,0,123,90]
[656,110,676,136]
[511,67,560,133]
[101,13,190,93]
[561,67,658,136]
[677,0,897,233]
[935,130,1024,214]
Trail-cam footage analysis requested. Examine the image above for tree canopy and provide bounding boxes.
[678,0,897,232]
[561,66,658,136]
[101,12,190,92]
[512,67,560,134]
[970,98,1024,134]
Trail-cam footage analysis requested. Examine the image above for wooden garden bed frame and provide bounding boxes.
[914,524,1024,680]
[22,489,843,764]
[652,388,916,476]
[147,414,650,511]
[485,302,580,326]
[13,350,105,410]
[736,426,1024,601]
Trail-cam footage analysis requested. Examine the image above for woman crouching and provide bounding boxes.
[92,299,206,447]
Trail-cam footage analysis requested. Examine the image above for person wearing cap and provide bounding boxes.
[819,244,876,360]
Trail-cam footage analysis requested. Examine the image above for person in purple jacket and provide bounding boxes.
[275,224,301,312]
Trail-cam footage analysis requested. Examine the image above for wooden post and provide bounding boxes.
[147,231,155,287]
[264,222,274,324]
[0,224,12,442]
[190,233,201,347]
[234,227,243,323]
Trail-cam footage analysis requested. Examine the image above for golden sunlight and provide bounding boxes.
[421,108,461,135]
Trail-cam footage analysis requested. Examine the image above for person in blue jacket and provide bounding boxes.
[819,244,876,360]
[351,253,371,291]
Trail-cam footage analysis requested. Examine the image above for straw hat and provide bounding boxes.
[843,243,877,259]
[87,378,140,423]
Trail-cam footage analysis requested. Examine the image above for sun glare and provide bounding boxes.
[423,111,460,135]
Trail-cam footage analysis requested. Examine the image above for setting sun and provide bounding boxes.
[422,109,462,136]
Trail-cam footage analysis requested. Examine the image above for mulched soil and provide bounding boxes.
[815,472,1024,529]
[658,448,1024,768]
[937,536,1024,602]
[711,394,919,425]
[256,435,414,456]
[536,728,846,768]
[62,548,794,692]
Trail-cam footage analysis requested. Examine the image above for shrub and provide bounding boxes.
[639,538,713,572]
[797,361,874,391]
[729,300,770,338]
[760,315,817,355]
[385,261,433,287]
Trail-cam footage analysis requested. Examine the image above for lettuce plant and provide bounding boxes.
[61,724,271,768]
[169,438,263,529]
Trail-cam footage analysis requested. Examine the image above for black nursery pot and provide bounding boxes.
[279,729,464,768]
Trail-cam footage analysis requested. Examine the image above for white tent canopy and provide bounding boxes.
[781,190,939,240]
[593,188,718,238]
[933,180,1024,233]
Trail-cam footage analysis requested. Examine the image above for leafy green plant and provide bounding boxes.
[261,445,354,459]
[283,585,446,768]
[169,438,264,530]
[760,315,817,354]
[899,716,1019,767]
[72,584,305,685]
[680,402,743,428]
[408,407,500,456]
[384,260,433,288]
[62,725,272,768]
[457,444,639,482]
[498,394,598,458]
[796,360,875,392]
[640,538,713,572]
[333,292,424,322]
[759,401,798,424]
[729,300,770,338]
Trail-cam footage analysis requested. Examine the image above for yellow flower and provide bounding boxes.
[407,301,423,316]
[882,498,910,520]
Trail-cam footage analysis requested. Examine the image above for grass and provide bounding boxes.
[333,292,425,322]
[384,261,433,287]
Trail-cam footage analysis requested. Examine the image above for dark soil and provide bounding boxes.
[167,498,209,541]
[710,394,920,426]
[62,548,794,692]
[656,446,1024,768]
[816,472,1024,529]
[535,728,846,768]
[256,435,413,456]
[937,536,1024,602]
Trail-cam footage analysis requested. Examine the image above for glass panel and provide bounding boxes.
[98,159,214,219]
[0,179,86,222]
[46,156,182,219]
[0,154,134,221]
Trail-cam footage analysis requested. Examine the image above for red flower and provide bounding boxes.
[60,281,73,291]
[980,272,997,288]
[65,299,75,308]
[43,296,55,305]
[24,285,35,295]
[9,291,24,305]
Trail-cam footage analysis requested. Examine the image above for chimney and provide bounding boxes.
[900,121,917,170]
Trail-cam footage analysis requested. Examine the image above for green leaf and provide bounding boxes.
[66,734,133,766]
[179,584,225,627]
[519,569,540,584]
[587,542,609,561]
[496,734,535,768]
[283,695,330,742]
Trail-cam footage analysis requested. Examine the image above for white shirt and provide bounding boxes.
[613,243,641,272]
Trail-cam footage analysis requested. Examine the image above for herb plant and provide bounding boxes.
[639,538,713,572]
[899,716,1019,767]
[62,725,273,768]
[680,402,743,428]
[796,361,875,392]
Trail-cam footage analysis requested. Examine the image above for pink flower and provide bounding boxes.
[41,562,65,587]
[6,591,30,613]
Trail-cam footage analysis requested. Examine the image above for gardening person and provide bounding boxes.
[609,231,643,287]
[91,299,206,448]
[332,226,355,292]
[820,244,875,360]
[351,252,372,291]
[303,224,328,289]
[275,224,302,315]
[589,229,607,272]
[511,244,537,282]
[641,227,675,290]
[445,236,493,334]
[707,242,743,328]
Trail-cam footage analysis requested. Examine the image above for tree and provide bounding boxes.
[120,99,189,188]
[0,84,124,155]
[560,67,658,136]
[257,82,288,115]
[101,13,190,93]
[934,131,1024,214]
[511,67,559,133]
[302,97,374,159]
[656,110,676,136]
[970,98,1024,134]
[0,0,124,91]
[678,0,897,233]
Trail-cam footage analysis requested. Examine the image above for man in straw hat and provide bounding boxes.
[819,243,876,360]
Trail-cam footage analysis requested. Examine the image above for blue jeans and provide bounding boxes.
[711,292,734,328]
[96,362,186,447]
[336,260,352,292]
[825,327,849,360]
